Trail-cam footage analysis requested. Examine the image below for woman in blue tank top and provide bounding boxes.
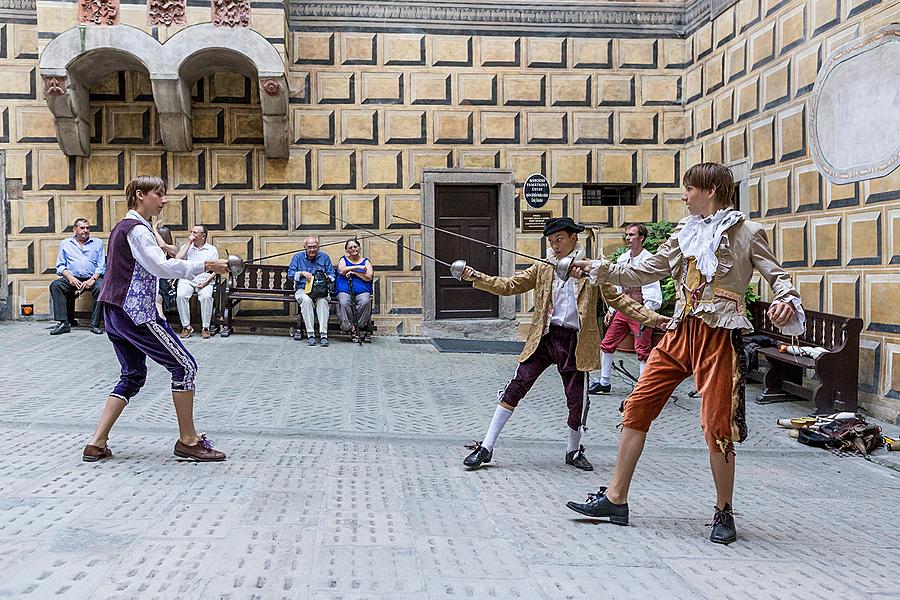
[336,238,374,342]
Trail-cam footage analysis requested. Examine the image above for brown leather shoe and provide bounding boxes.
[201,328,211,339]
[174,434,226,461]
[180,326,193,339]
[83,444,112,462]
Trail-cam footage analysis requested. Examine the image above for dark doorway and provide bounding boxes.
[434,184,499,319]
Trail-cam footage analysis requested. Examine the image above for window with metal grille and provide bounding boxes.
[581,183,640,206]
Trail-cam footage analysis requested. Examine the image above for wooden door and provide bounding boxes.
[434,185,499,319]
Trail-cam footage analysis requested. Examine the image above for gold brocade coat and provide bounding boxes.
[473,263,661,372]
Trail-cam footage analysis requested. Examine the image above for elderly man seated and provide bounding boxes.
[288,236,335,347]
[50,218,105,335]
[175,224,219,339]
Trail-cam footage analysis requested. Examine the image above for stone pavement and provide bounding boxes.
[0,320,898,600]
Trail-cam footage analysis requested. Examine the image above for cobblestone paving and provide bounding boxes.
[1,321,898,599]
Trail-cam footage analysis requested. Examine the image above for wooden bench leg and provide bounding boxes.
[221,302,233,337]
[812,372,858,414]
[755,360,802,405]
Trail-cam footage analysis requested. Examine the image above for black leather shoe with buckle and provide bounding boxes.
[709,503,737,545]
[463,441,492,469]
[588,381,611,395]
[565,487,629,525]
[565,445,593,471]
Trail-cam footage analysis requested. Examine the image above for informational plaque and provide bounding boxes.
[522,210,552,232]
[523,173,550,208]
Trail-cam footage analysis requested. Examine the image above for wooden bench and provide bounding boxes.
[219,263,375,338]
[747,300,862,414]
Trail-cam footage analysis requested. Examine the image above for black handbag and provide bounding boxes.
[308,269,330,300]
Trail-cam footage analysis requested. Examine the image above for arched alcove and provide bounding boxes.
[39,23,289,157]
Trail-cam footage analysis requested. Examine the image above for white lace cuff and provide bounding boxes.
[774,297,806,337]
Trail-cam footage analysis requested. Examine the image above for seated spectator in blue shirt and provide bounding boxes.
[50,218,106,335]
[336,238,374,343]
[287,236,335,347]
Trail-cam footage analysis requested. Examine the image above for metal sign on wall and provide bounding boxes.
[523,173,550,209]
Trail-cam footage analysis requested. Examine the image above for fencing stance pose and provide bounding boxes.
[565,163,805,545]
[461,217,663,471]
[82,176,230,463]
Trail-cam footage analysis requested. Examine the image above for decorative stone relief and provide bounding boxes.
[212,0,251,27]
[261,78,281,96]
[42,76,66,96]
[148,0,186,26]
[809,24,900,183]
[78,0,119,25]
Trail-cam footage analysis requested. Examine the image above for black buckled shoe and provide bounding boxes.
[708,504,737,545]
[565,487,629,525]
[565,445,593,471]
[463,441,492,469]
[588,381,611,395]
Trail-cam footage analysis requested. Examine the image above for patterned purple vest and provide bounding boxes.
[98,218,158,324]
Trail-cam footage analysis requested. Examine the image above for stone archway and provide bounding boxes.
[38,23,289,157]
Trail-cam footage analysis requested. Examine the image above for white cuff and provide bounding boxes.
[588,260,605,285]
[774,297,806,337]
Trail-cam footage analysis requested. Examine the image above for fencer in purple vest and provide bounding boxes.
[83,176,231,463]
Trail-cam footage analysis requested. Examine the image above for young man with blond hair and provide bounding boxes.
[83,176,231,463]
[566,162,805,545]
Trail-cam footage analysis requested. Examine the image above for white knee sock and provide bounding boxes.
[600,352,614,385]
[567,426,583,453]
[482,406,513,451]
[639,360,646,376]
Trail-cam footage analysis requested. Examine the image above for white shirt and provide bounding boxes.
[125,210,205,281]
[182,242,219,286]
[609,248,663,314]
[549,271,580,330]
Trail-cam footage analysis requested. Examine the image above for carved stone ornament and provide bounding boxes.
[43,76,67,96]
[261,78,281,96]
[78,0,120,25]
[148,0,186,26]
[212,0,251,28]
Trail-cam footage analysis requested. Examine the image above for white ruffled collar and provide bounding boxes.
[676,209,744,281]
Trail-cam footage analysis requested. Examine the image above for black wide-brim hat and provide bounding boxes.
[543,216,585,236]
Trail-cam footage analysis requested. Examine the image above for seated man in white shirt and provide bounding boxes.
[175,225,219,339]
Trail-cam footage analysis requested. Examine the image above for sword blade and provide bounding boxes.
[245,233,382,264]
[310,209,454,267]
[391,213,550,265]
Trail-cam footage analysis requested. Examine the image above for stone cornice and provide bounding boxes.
[0,0,37,23]
[288,0,737,38]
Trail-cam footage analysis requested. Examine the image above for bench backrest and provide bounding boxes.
[748,301,862,352]
[232,264,293,293]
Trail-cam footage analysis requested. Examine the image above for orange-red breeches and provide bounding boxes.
[621,316,748,453]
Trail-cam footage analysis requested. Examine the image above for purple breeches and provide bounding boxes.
[498,324,588,431]
[103,303,197,402]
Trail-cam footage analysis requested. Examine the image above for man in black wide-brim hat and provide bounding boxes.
[460,217,665,471]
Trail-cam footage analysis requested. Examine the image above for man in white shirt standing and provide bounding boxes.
[589,223,663,394]
[175,225,218,339]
